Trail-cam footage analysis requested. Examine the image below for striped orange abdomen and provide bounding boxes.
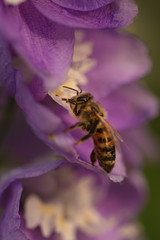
[93,125,116,173]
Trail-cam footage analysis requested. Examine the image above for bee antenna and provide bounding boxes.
[77,85,82,94]
[62,86,80,95]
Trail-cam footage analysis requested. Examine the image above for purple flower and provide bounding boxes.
[0,28,158,182]
[0,87,155,240]
[0,2,158,239]
[0,155,147,240]
[0,0,138,91]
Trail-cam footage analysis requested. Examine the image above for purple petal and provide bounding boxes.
[0,158,64,240]
[54,107,126,182]
[0,36,16,96]
[0,156,64,196]
[122,126,160,168]
[51,0,114,11]
[75,141,126,182]
[52,82,158,178]
[108,151,126,182]
[99,171,147,218]
[28,76,47,101]
[0,0,74,91]
[14,75,111,179]
[102,84,159,130]
[1,106,51,166]
[0,180,28,240]
[82,29,152,98]
[15,72,63,134]
[0,162,144,240]
[32,0,138,29]
[14,74,79,167]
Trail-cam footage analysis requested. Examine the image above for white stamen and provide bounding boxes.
[4,0,26,5]
[48,30,96,111]
[119,222,144,239]
[24,167,116,240]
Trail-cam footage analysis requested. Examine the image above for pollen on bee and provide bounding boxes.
[48,133,56,141]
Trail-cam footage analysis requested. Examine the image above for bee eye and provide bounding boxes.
[77,97,87,102]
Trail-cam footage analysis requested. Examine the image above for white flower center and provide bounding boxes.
[4,0,26,5]
[24,167,115,240]
[118,222,144,240]
[49,31,96,112]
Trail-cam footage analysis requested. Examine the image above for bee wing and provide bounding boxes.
[104,119,124,143]
[94,112,125,151]
[104,119,122,152]
[104,119,129,150]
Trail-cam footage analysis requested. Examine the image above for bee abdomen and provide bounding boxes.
[96,142,116,173]
[99,160,115,173]
[96,127,106,133]
[98,144,115,153]
[97,137,107,143]
[93,126,116,173]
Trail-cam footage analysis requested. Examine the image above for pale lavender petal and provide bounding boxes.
[0,36,16,96]
[0,158,64,240]
[99,171,147,218]
[77,171,147,240]
[53,104,126,181]
[15,72,63,134]
[51,0,114,11]
[0,180,28,240]
[0,0,74,91]
[1,107,51,166]
[82,29,151,98]
[50,82,158,178]
[53,103,126,181]
[14,74,111,178]
[108,151,126,182]
[14,74,79,167]
[32,0,138,29]
[122,126,160,168]
[30,119,125,182]
[28,76,47,101]
[0,156,64,196]
[102,84,159,130]
[32,126,78,164]
[75,141,126,182]
[0,155,146,240]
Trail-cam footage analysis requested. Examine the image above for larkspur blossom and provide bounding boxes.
[0,0,138,91]
[0,1,158,240]
[0,0,156,180]
[0,32,157,240]
[0,28,158,181]
[0,77,156,240]
[0,152,147,240]
[0,99,147,240]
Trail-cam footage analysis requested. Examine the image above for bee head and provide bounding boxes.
[61,86,93,115]
[70,93,93,104]
[62,86,93,105]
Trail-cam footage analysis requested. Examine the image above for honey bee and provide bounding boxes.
[62,86,124,173]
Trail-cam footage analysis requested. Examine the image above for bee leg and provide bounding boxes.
[90,149,97,166]
[75,133,92,145]
[75,120,99,145]
[65,122,83,132]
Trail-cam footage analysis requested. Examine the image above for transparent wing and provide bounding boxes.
[94,112,126,151]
